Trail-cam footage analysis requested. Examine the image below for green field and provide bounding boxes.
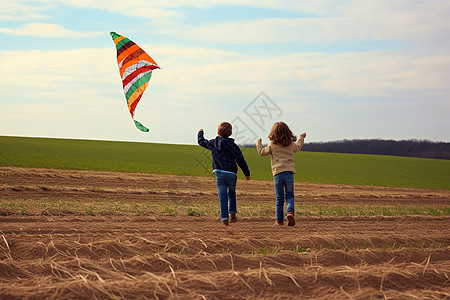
[1,135,449,190]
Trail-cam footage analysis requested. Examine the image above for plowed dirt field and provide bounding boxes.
[0,167,449,299]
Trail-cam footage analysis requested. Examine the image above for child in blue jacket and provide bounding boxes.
[198,122,251,225]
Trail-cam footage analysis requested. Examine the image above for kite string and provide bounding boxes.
[159,69,176,93]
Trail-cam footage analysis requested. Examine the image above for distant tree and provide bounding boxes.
[239,139,450,160]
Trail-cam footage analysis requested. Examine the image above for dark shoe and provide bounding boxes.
[230,213,237,223]
[287,212,295,226]
[221,219,229,226]
[276,220,284,226]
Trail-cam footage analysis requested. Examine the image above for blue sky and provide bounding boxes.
[1,1,449,145]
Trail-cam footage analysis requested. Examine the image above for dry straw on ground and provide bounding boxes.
[0,167,449,299]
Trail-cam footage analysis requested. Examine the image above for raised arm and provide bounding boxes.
[256,138,272,156]
[197,129,212,150]
[294,133,306,152]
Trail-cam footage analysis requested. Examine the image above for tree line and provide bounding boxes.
[241,139,450,160]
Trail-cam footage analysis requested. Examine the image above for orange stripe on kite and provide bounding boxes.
[127,81,149,111]
[113,35,126,45]
[117,44,140,65]
[119,52,155,78]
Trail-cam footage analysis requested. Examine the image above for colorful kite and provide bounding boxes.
[110,32,160,132]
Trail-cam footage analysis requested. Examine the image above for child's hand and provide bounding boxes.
[300,133,306,138]
[257,138,262,144]
[246,176,250,181]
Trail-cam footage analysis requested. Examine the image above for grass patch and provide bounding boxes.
[254,246,283,255]
[162,206,178,216]
[294,245,310,253]
[1,197,448,217]
[429,243,446,249]
[187,208,201,216]
[84,206,95,216]
[304,242,449,252]
[383,242,400,250]
[297,205,450,217]
[427,208,441,216]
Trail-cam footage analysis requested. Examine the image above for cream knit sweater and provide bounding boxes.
[256,136,304,176]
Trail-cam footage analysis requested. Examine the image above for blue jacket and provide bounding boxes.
[198,131,250,177]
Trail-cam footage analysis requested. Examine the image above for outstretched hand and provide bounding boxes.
[257,138,262,144]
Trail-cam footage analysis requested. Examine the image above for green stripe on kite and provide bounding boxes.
[134,120,149,132]
[125,72,153,100]
[116,39,133,52]
[110,32,120,39]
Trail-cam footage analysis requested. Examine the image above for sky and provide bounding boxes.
[1,0,449,145]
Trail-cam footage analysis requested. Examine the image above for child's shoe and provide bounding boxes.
[287,211,295,226]
[230,213,237,223]
[221,219,229,226]
[276,220,284,226]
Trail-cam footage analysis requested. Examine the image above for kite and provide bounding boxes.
[110,32,160,132]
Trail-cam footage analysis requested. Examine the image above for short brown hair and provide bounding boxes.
[218,122,232,138]
[268,122,297,146]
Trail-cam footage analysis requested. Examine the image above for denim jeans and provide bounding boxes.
[273,171,295,222]
[215,171,237,221]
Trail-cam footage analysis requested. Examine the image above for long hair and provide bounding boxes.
[268,122,297,147]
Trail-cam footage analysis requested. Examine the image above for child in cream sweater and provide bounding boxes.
[256,122,306,226]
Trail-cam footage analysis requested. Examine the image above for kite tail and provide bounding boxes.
[134,120,149,132]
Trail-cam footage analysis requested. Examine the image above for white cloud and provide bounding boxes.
[0,2,50,21]
[157,2,450,47]
[1,46,448,105]
[38,0,448,48]
[160,17,366,45]
[294,51,450,97]
[48,0,344,15]
[0,23,102,38]
[339,1,450,46]
[47,0,181,18]
[1,45,449,143]
[4,1,449,48]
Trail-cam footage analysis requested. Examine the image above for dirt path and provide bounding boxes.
[1,166,448,206]
[0,167,449,299]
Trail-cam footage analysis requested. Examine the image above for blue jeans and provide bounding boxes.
[273,171,295,222]
[215,171,237,221]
